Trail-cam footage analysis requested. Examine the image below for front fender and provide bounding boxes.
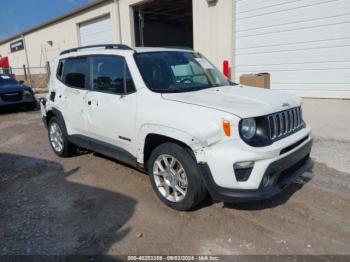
[136,124,208,164]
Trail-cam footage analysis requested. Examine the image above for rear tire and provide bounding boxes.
[147,143,208,211]
[48,116,75,157]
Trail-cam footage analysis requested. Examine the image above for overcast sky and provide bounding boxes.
[0,0,91,41]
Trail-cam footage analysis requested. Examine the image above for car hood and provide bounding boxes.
[162,85,301,118]
[0,84,24,94]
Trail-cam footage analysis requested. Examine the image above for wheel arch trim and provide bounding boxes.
[46,108,69,137]
[136,124,207,164]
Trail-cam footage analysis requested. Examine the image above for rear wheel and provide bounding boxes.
[48,117,75,157]
[147,143,208,211]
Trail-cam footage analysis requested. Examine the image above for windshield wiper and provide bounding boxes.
[150,88,184,93]
[163,89,183,93]
[229,80,239,86]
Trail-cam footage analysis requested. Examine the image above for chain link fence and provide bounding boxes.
[9,62,51,92]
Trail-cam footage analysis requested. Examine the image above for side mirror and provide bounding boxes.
[19,80,25,84]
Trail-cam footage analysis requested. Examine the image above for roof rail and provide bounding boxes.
[60,44,133,55]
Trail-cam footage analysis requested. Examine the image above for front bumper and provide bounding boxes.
[0,95,36,107]
[200,136,313,202]
[39,97,48,128]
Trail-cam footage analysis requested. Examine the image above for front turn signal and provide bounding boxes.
[222,120,231,137]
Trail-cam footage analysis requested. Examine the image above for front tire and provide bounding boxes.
[48,117,74,157]
[147,143,208,211]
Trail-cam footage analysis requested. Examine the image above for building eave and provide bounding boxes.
[0,0,112,45]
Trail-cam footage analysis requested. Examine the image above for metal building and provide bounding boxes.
[0,0,349,98]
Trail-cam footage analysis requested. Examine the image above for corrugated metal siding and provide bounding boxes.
[235,0,350,98]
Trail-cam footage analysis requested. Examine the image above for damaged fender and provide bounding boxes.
[136,124,220,164]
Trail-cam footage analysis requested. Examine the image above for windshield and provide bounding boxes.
[134,51,233,93]
[0,75,18,86]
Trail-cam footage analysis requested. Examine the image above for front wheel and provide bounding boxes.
[147,143,208,211]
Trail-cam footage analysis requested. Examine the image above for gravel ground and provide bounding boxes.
[0,107,349,256]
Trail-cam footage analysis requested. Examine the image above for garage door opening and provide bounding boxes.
[134,0,193,48]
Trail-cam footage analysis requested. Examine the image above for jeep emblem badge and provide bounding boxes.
[282,103,290,107]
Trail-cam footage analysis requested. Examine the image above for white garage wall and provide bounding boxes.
[235,0,350,98]
[79,15,113,46]
[193,0,235,72]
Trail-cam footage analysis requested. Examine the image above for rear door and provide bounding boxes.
[84,55,137,156]
[59,57,90,136]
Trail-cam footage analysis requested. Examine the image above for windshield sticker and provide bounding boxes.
[0,75,11,79]
[194,58,214,69]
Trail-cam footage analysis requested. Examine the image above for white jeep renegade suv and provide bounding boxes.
[40,44,313,211]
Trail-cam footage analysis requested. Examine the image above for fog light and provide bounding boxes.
[234,161,254,169]
[234,161,254,182]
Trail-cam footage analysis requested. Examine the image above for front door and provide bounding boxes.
[84,55,137,156]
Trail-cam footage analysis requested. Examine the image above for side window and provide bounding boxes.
[56,61,64,80]
[91,56,136,95]
[62,57,88,89]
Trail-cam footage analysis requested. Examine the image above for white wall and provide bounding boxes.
[0,37,24,69]
[235,0,350,98]
[193,0,235,76]
[79,15,113,46]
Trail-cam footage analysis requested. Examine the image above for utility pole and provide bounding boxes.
[21,34,33,87]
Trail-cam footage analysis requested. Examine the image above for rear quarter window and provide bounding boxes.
[56,61,64,80]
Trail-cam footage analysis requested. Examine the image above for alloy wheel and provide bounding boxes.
[49,122,64,153]
[153,154,188,202]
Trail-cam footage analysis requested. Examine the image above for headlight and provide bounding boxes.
[240,118,256,140]
[23,87,33,96]
[23,89,32,96]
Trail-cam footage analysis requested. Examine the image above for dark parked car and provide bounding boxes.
[0,75,37,110]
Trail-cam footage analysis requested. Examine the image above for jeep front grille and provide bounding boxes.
[267,107,303,141]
